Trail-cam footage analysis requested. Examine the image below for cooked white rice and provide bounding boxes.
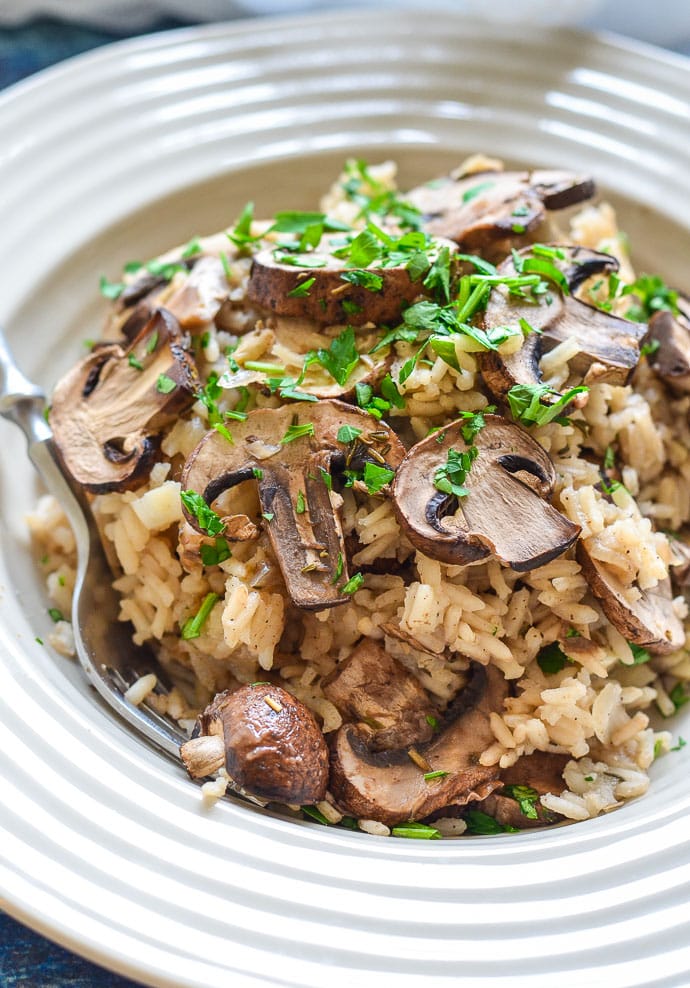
[27,155,690,836]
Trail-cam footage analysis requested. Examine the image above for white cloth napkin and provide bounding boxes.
[0,0,687,48]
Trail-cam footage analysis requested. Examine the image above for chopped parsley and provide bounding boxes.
[227,201,258,249]
[313,325,360,386]
[302,805,331,826]
[622,273,679,321]
[128,352,143,371]
[462,180,495,204]
[48,608,64,623]
[295,490,307,514]
[340,572,364,595]
[281,422,315,444]
[391,822,441,840]
[181,237,202,258]
[669,682,690,713]
[199,538,231,567]
[287,276,316,298]
[340,158,424,231]
[506,383,588,427]
[464,810,518,835]
[425,714,439,732]
[433,446,478,499]
[640,338,660,358]
[337,424,362,444]
[362,462,395,494]
[340,269,384,292]
[181,592,220,640]
[671,737,687,752]
[99,275,125,300]
[629,642,652,665]
[156,374,176,395]
[180,490,225,537]
[331,552,344,584]
[502,784,540,820]
[537,641,569,675]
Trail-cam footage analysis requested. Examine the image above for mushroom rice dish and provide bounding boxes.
[29,155,690,838]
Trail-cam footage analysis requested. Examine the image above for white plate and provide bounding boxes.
[1,12,690,988]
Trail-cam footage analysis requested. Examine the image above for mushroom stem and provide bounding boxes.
[180,734,225,778]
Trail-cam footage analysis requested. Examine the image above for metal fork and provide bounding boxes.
[0,329,186,758]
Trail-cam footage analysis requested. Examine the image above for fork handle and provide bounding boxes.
[0,328,90,540]
[0,328,52,445]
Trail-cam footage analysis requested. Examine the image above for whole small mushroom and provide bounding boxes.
[180,683,329,805]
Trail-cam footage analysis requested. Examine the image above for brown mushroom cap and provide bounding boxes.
[50,308,198,493]
[644,295,690,394]
[406,169,595,254]
[577,542,685,654]
[247,232,457,326]
[328,663,508,827]
[391,413,580,571]
[181,399,406,610]
[182,684,329,805]
[322,640,437,751]
[479,246,648,403]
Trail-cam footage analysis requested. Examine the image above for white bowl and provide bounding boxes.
[1,12,689,987]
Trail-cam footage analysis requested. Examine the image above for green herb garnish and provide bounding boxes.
[180,490,225,537]
[340,572,364,595]
[537,641,569,675]
[433,446,477,498]
[281,422,315,444]
[156,374,176,395]
[506,383,588,427]
[337,424,363,444]
[199,538,231,567]
[391,822,441,840]
[287,276,316,298]
[362,462,395,494]
[502,784,540,820]
[464,810,519,835]
[48,608,64,623]
[181,592,220,640]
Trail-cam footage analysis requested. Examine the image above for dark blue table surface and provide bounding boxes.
[1,13,689,988]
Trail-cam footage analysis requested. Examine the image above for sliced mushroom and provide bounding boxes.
[180,683,329,805]
[577,542,685,654]
[322,639,438,751]
[181,400,406,609]
[50,308,198,493]
[329,662,507,827]
[220,317,392,400]
[644,295,690,394]
[391,414,580,571]
[247,232,456,327]
[479,247,648,402]
[476,751,568,830]
[406,170,595,254]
